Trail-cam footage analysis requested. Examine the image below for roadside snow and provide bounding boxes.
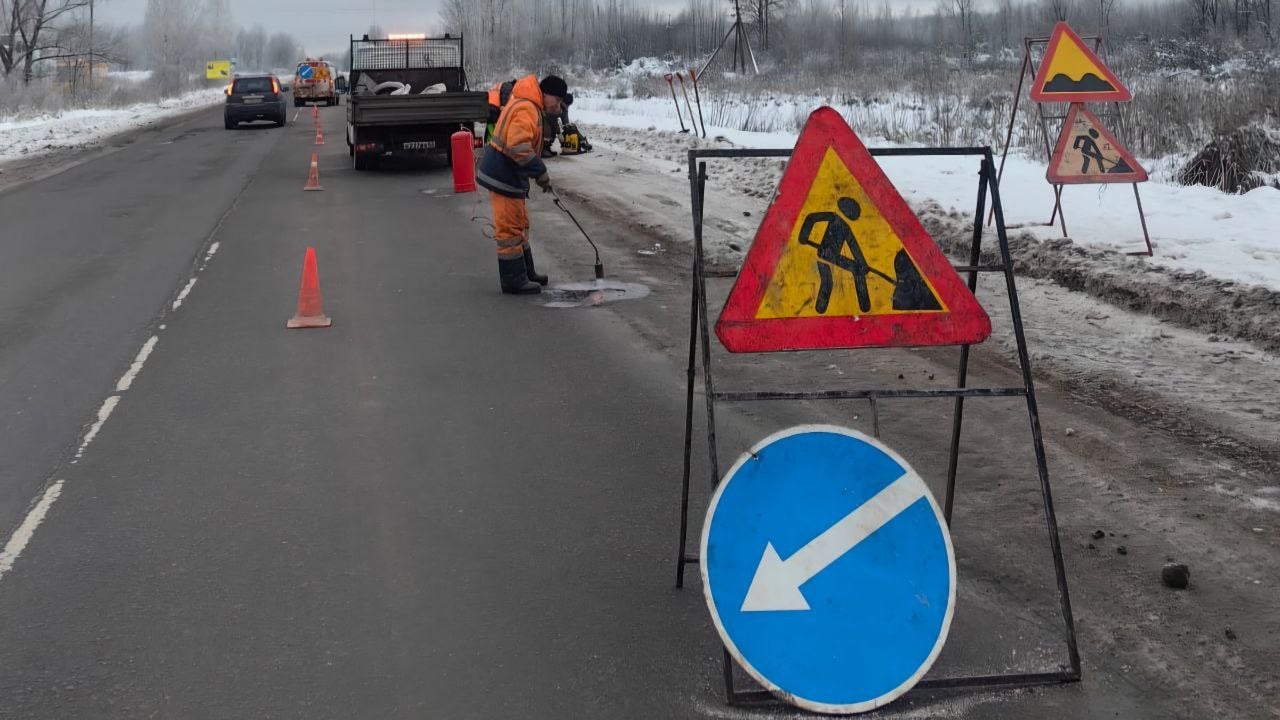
[571,95,1280,291]
[0,89,222,165]
[546,129,1280,459]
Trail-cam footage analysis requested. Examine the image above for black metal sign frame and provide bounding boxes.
[675,146,1083,709]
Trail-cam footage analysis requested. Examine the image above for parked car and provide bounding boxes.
[224,73,287,129]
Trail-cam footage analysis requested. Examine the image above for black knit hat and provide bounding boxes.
[539,75,568,99]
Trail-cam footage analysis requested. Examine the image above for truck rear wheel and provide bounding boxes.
[354,151,381,172]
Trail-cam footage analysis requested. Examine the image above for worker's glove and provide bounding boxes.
[536,174,553,194]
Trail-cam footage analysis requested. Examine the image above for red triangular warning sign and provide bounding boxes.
[1048,103,1147,184]
[1030,22,1131,104]
[714,108,991,354]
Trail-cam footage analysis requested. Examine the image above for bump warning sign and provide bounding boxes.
[1030,22,1131,103]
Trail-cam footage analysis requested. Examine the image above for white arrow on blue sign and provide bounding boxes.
[701,425,956,715]
[298,64,314,80]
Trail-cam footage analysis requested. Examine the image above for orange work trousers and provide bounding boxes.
[489,192,529,259]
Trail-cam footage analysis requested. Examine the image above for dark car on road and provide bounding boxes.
[224,74,287,129]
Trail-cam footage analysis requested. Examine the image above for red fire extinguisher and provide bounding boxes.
[451,129,477,193]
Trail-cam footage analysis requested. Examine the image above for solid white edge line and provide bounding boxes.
[115,336,159,393]
[0,481,64,581]
[76,395,120,459]
[172,278,198,310]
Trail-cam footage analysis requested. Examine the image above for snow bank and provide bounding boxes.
[0,88,222,164]
[570,96,1280,294]
[106,70,154,84]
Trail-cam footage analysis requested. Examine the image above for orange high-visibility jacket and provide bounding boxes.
[477,75,548,198]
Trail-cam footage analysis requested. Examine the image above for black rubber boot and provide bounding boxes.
[499,257,541,295]
[522,244,549,286]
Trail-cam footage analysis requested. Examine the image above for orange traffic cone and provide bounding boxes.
[311,104,319,120]
[304,152,323,191]
[315,126,325,145]
[287,247,332,329]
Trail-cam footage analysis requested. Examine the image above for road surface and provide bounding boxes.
[0,103,1275,718]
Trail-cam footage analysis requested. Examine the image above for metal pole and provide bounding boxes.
[676,153,704,588]
[88,0,94,100]
[987,44,1029,226]
[945,164,989,524]
[986,153,1083,680]
[1131,183,1154,256]
[699,24,737,79]
[696,161,720,491]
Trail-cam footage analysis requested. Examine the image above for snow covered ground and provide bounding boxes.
[570,93,1280,292]
[0,88,222,165]
[546,96,1280,461]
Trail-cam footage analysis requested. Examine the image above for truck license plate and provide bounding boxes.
[402,141,435,150]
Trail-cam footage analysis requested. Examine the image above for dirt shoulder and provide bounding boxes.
[519,140,1280,718]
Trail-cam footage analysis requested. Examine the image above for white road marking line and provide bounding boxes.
[172,278,198,310]
[74,395,120,460]
[0,481,64,582]
[0,151,249,586]
[115,336,159,393]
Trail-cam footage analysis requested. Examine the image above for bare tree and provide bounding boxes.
[1,0,94,82]
[954,0,975,60]
[1044,0,1076,21]
[1099,0,1118,39]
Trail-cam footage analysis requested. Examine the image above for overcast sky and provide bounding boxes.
[97,0,950,55]
[97,0,447,55]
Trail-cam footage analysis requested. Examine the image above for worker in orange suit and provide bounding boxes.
[476,74,568,294]
[484,78,514,145]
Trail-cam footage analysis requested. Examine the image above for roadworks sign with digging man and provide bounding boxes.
[715,107,990,353]
[1048,104,1147,185]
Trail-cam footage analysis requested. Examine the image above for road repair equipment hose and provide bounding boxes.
[551,189,605,279]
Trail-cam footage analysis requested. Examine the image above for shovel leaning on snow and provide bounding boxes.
[677,73,703,139]
[663,73,690,133]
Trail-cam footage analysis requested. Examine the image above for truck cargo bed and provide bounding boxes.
[348,91,487,127]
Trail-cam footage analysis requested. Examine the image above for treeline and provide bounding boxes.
[439,0,1276,75]
[1,0,304,96]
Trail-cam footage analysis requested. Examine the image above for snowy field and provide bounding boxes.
[570,92,1280,292]
[0,88,222,165]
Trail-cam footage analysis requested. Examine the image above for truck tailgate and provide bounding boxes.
[349,91,488,126]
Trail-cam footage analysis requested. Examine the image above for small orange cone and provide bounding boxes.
[315,126,325,145]
[311,104,319,120]
[287,247,332,329]
[304,152,323,191]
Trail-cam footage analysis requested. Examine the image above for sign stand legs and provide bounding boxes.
[674,147,1082,706]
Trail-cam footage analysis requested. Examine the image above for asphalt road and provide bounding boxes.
[0,104,729,718]
[0,103,1272,718]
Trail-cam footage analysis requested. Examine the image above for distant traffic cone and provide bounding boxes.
[315,126,325,145]
[304,152,323,191]
[311,104,319,120]
[287,247,332,329]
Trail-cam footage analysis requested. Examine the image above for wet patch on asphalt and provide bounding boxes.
[541,279,651,308]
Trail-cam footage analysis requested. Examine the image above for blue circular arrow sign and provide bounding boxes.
[701,425,956,714]
[297,64,314,80]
